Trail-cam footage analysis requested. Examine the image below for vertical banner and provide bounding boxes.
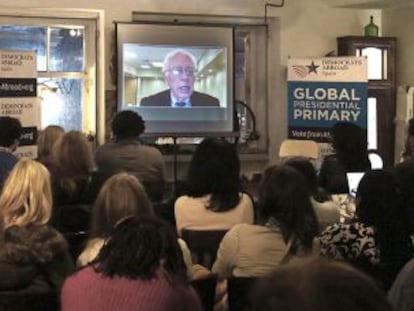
[0,50,39,158]
[287,57,368,143]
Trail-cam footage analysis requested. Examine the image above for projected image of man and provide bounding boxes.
[140,49,220,107]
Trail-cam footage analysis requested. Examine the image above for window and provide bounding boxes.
[0,16,97,134]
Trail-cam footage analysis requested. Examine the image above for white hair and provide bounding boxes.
[162,49,197,73]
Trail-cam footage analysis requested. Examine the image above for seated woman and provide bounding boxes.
[51,131,108,232]
[212,165,319,278]
[318,122,371,194]
[175,138,254,235]
[51,130,102,206]
[251,257,392,311]
[285,157,340,231]
[317,169,413,290]
[77,172,193,277]
[0,158,73,291]
[62,216,202,311]
[36,125,65,173]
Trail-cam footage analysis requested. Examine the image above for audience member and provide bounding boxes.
[95,110,166,201]
[388,257,414,311]
[0,158,73,291]
[77,172,193,277]
[61,216,202,311]
[37,125,65,173]
[212,165,318,278]
[174,138,254,235]
[394,160,414,235]
[77,172,152,265]
[285,157,340,231]
[0,116,22,187]
[50,131,107,233]
[318,122,371,194]
[317,169,413,289]
[251,257,392,311]
[52,131,97,204]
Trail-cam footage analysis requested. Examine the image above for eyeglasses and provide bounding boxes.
[166,67,196,76]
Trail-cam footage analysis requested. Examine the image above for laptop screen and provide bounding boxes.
[346,172,365,197]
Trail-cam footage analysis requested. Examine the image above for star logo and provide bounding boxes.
[306,61,319,74]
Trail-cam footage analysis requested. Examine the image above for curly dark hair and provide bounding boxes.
[0,116,22,147]
[186,138,241,212]
[94,216,188,284]
[257,165,318,249]
[331,122,370,170]
[112,110,145,139]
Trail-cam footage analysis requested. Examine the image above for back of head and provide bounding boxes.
[52,130,94,178]
[331,122,370,170]
[0,116,22,148]
[284,157,318,193]
[95,216,187,283]
[394,160,414,202]
[37,125,65,160]
[0,158,52,229]
[111,110,145,139]
[356,169,401,226]
[187,138,241,211]
[91,172,153,237]
[257,165,318,247]
[251,257,391,311]
[356,169,410,259]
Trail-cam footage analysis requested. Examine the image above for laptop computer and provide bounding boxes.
[346,172,365,197]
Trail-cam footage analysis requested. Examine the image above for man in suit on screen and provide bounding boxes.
[140,49,220,108]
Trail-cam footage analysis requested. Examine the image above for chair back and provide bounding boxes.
[190,274,217,311]
[0,290,58,311]
[181,229,228,269]
[279,139,319,160]
[227,277,258,311]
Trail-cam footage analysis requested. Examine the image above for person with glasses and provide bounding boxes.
[140,49,220,107]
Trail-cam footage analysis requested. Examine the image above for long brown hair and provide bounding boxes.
[52,131,95,194]
[90,173,153,238]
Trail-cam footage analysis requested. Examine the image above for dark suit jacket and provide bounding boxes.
[140,90,219,107]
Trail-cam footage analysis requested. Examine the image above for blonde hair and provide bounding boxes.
[37,125,65,160]
[52,131,95,194]
[91,173,153,238]
[0,158,52,229]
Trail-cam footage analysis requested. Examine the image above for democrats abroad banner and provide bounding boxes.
[0,50,39,158]
[287,57,368,143]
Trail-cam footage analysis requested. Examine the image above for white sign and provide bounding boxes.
[0,50,37,78]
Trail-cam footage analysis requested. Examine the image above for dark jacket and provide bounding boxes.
[140,90,220,107]
[0,151,18,189]
[0,225,73,291]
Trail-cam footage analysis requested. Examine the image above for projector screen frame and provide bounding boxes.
[115,21,236,139]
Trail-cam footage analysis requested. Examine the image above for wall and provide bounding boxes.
[0,0,382,178]
[383,8,414,87]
